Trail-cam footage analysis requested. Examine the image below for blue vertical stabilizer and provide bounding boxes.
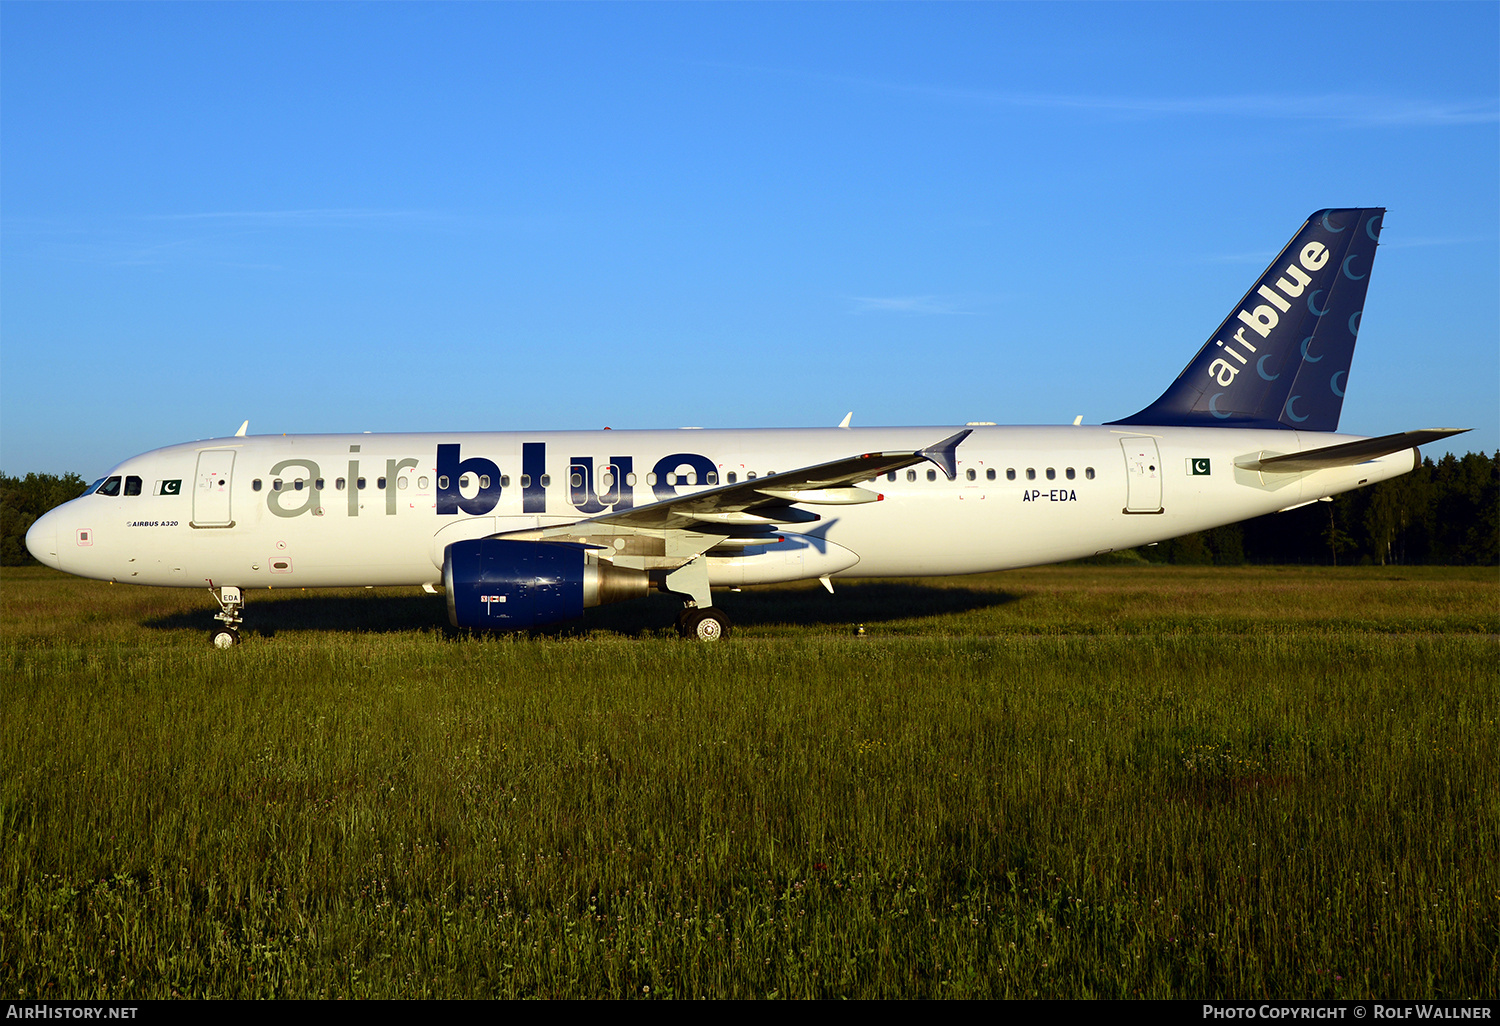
[1110,208,1384,431]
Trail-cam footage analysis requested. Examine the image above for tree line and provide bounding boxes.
[3,452,1496,568]
[1138,450,1497,566]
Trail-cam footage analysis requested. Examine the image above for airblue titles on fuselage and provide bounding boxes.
[266,443,726,519]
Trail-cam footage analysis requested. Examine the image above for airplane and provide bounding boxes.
[24,207,1466,646]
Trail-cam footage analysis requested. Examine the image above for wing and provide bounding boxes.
[495,429,971,563]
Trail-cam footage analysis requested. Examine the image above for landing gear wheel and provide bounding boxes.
[209,626,240,649]
[679,606,731,641]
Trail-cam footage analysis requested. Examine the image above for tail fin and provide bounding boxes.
[1110,208,1385,431]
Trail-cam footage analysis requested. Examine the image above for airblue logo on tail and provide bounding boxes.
[1111,208,1384,432]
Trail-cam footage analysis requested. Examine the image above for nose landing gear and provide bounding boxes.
[209,585,244,647]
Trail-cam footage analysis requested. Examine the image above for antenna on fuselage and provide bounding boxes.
[234,420,249,437]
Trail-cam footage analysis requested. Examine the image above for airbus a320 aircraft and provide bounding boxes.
[26,208,1465,645]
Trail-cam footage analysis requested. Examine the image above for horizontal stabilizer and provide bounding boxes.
[1235,429,1469,473]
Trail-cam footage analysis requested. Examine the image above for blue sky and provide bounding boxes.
[3,2,1496,475]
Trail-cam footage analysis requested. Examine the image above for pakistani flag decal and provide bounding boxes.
[1189,458,1211,476]
[156,479,182,496]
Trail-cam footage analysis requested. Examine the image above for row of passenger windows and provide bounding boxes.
[887,466,1096,483]
[100,464,1097,498]
[246,471,755,490]
[253,476,436,492]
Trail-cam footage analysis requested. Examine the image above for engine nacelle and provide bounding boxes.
[443,538,648,630]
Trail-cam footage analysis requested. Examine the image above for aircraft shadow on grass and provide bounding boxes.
[142,581,1020,639]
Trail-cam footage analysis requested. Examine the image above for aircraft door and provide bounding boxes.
[1120,437,1163,514]
[192,450,236,527]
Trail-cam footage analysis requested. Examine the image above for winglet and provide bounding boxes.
[838,412,853,429]
[919,429,971,480]
[234,420,249,437]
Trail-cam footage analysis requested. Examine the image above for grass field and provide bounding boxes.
[1,564,1495,999]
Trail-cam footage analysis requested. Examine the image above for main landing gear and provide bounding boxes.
[209,585,244,648]
[663,559,730,640]
[676,605,731,641]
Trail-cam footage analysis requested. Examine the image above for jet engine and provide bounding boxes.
[442,538,649,630]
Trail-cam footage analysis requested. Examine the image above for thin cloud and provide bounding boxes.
[149,208,451,227]
[848,295,976,315]
[706,62,1499,127]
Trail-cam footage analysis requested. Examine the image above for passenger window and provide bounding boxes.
[1007,469,1016,481]
[927,469,937,482]
[887,472,896,482]
[906,470,916,482]
[747,472,757,480]
[272,479,283,491]
[336,478,346,490]
[540,475,551,487]
[315,478,325,490]
[501,475,511,487]
[418,476,429,490]
[625,473,637,486]
[570,473,583,488]
[1086,467,1096,480]
[477,475,488,489]
[357,478,367,490]
[727,472,737,484]
[1046,468,1056,481]
[377,477,387,490]
[253,479,263,492]
[987,469,996,481]
[707,472,718,485]
[124,476,142,496]
[96,477,122,496]
[524,475,535,487]
[437,476,448,490]
[459,475,471,489]
[398,477,409,490]
[1026,469,1036,481]
[294,479,305,491]
[1066,468,1075,480]
[966,469,976,481]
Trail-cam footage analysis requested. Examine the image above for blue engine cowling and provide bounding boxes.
[442,538,649,630]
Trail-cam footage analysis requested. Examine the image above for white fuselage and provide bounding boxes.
[27,424,1415,592]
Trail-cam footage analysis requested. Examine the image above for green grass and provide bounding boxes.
[0,565,1495,998]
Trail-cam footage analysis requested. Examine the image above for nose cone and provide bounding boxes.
[25,510,62,571]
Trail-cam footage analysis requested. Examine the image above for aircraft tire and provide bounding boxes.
[680,607,730,641]
[209,626,240,649]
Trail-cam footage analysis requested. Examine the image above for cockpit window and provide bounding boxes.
[95,476,122,496]
[124,476,143,496]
